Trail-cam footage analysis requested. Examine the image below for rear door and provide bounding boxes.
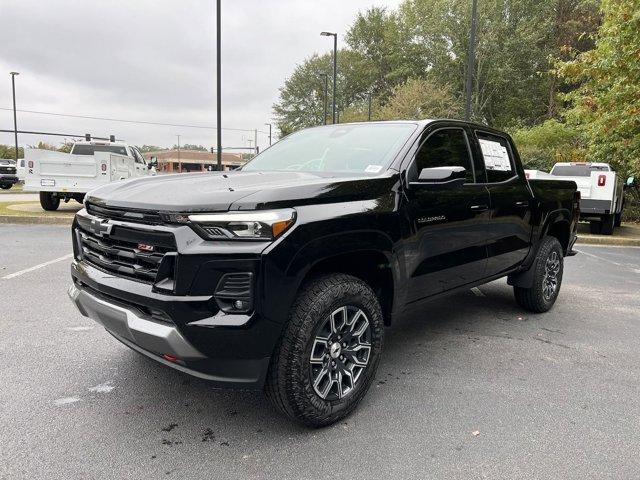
[472,130,534,276]
[401,125,491,301]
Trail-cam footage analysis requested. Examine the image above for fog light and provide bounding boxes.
[234,300,247,310]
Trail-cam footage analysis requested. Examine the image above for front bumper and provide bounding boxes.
[69,260,280,389]
[0,174,18,184]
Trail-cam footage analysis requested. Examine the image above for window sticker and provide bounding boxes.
[365,165,383,173]
[479,139,512,172]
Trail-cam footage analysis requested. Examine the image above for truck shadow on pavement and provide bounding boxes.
[115,280,535,439]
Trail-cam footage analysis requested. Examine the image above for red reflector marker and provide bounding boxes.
[597,175,606,187]
[101,164,107,172]
[28,160,33,168]
[162,354,179,363]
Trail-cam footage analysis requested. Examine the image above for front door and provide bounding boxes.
[401,126,491,302]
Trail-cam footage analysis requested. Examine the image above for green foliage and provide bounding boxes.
[176,144,208,151]
[0,145,24,159]
[378,78,463,120]
[138,145,168,153]
[559,0,640,177]
[510,120,585,171]
[273,0,600,136]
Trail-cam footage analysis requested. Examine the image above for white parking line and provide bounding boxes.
[1,253,73,280]
[575,248,640,274]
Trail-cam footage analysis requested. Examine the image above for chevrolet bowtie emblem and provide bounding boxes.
[90,218,113,237]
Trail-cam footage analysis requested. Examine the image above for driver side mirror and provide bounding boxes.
[411,166,467,189]
[626,176,636,189]
[148,158,158,169]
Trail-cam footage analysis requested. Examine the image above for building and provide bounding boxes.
[143,149,246,173]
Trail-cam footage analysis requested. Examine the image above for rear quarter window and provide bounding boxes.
[476,132,515,183]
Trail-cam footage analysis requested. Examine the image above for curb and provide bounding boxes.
[575,235,640,247]
[0,215,73,225]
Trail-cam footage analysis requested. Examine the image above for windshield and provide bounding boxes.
[551,164,610,177]
[71,144,128,156]
[243,123,417,174]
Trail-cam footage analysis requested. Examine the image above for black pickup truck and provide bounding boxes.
[68,120,579,427]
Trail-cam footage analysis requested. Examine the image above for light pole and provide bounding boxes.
[216,0,222,171]
[10,72,19,162]
[318,73,328,125]
[176,134,181,173]
[367,91,372,121]
[265,123,272,146]
[464,0,478,121]
[320,31,337,124]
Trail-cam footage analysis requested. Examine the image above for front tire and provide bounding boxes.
[589,220,602,234]
[514,236,564,313]
[39,191,60,211]
[0,183,12,190]
[265,274,384,427]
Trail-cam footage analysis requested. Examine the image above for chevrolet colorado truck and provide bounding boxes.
[68,120,579,427]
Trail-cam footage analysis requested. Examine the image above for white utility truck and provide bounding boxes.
[24,137,156,211]
[546,162,628,235]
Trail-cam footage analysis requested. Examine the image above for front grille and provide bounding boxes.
[0,166,16,174]
[86,202,162,225]
[76,216,176,284]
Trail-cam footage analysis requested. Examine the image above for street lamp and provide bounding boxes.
[320,31,337,124]
[10,72,19,162]
[318,73,328,125]
[216,0,222,171]
[367,91,372,121]
[464,0,478,121]
[265,123,272,146]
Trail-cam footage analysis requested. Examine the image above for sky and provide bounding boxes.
[0,0,403,153]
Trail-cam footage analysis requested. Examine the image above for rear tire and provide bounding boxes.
[265,274,384,427]
[600,214,615,235]
[614,213,622,228]
[0,183,12,190]
[39,191,60,211]
[589,220,602,234]
[514,236,563,313]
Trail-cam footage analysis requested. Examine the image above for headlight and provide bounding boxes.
[188,209,296,240]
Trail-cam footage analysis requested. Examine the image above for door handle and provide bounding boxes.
[470,204,489,212]
[515,201,529,208]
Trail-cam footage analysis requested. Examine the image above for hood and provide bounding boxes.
[85,170,398,212]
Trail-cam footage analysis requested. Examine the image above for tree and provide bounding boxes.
[510,119,585,171]
[138,145,168,153]
[559,0,640,175]
[273,50,373,135]
[177,144,207,151]
[378,78,463,120]
[0,145,24,159]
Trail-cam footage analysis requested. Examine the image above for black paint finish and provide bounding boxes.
[72,120,579,388]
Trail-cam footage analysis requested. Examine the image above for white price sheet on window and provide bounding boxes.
[479,139,512,171]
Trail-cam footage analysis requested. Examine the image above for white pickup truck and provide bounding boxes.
[24,139,156,211]
[528,162,630,235]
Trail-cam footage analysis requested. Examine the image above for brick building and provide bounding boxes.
[143,149,246,173]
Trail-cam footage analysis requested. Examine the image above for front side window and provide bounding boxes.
[242,123,417,174]
[413,128,474,183]
[476,132,515,183]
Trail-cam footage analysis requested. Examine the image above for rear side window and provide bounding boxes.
[551,165,609,176]
[414,128,474,183]
[476,132,514,183]
[71,144,128,156]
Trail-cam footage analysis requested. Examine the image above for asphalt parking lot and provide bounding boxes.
[1,224,639,479]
